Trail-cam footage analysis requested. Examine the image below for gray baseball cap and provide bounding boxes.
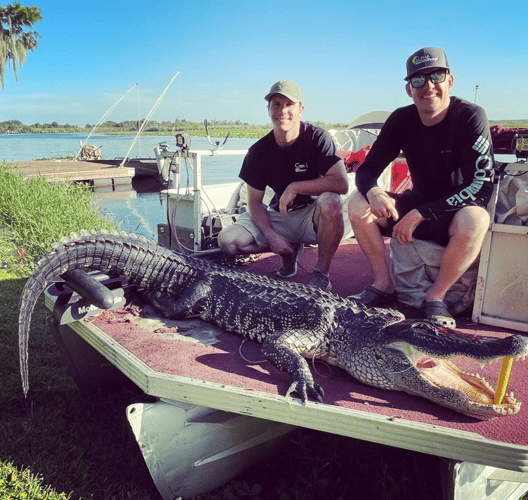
[264,80,303,102]
[405,47,450,80]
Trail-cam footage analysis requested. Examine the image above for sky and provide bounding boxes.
[1,0,527,127]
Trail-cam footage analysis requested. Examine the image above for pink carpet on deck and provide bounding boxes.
[90,240,528,447]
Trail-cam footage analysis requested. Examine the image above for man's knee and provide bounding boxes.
[450,206,490,241]
[217,225,239,254]
[347,189,370,220]
[218,223,260,255]
[317,192,343,219]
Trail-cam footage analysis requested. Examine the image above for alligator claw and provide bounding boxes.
[285,380,324,404]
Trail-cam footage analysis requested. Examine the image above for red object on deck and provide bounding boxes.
[491,125,528,155]
[338,146,371,173]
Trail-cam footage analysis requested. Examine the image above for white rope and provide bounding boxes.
[238,339,267,364]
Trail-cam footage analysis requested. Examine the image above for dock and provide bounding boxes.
[6,158,152,190]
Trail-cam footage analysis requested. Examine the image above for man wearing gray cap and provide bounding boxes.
[347,47,494,327]
[218,80,348,291]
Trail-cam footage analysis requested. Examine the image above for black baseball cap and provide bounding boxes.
[405,47,450,80]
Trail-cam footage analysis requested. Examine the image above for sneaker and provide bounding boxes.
[276,243,304,278]
[308,269,332,292]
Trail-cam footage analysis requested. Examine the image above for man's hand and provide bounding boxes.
[366,188,399,220]
[391,209,425,244]
[279,184,297,217]
[268,232,294,256]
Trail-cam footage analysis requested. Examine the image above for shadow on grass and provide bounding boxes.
[0,276,161,500]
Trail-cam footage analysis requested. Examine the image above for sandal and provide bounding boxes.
[348,285,395,307]
[421,300,456,329]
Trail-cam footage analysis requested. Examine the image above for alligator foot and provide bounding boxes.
[285,373,325,404]
[262,332,326,404]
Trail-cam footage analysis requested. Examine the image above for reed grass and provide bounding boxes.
[0,166,114,271]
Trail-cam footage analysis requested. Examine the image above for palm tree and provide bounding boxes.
[0,2,42,90]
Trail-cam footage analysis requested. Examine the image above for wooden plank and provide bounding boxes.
[7,160,135,183]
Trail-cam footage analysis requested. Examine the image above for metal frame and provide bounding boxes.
[472,162,528,332]
[156,148,247,251]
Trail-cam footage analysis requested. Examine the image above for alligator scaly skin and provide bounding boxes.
[19,231,528,419]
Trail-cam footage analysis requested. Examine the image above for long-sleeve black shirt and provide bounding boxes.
[356,96,495,221]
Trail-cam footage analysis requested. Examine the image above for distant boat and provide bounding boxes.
[78,72,181,182]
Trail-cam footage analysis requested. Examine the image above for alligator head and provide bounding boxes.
[334,314,528,420]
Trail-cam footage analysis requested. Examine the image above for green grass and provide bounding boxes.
[0,165,525,500]
[0,166,115,268]
[0,165,161,499]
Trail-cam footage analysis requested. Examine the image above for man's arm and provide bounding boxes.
[279,160,349,216]
[395,104,494,243]
[416,104,494,220]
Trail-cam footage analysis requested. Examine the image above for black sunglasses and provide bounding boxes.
[409,69,449,89]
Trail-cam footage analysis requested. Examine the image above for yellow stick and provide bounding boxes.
[494,356,514,405]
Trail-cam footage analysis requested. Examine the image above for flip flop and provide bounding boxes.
[421,300,456,329]
[348,285,395,307]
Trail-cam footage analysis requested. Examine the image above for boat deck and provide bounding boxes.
[45,239,528,474]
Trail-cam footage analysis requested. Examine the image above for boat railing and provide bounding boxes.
[155,144,248,253]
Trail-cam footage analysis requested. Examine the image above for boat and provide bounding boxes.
[76,73,183,182]
[41,114,528,500]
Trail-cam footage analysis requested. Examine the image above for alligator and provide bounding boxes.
[18,230,528,420]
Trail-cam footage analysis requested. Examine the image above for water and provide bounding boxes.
[1,132,258,239]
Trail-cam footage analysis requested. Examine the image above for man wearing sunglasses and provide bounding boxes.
[347,47,494,328]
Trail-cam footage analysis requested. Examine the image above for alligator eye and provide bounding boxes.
[385,322,407,336]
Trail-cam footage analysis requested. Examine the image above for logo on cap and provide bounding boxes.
[412,55,439,66]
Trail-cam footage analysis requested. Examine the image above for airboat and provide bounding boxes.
[42,113,528,500]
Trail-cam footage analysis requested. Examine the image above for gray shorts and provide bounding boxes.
[234,203,318,249]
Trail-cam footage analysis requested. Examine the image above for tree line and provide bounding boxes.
[0,118,276,137]
[0,118,352,137]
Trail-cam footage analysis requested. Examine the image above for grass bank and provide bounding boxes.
[0,164,459,500]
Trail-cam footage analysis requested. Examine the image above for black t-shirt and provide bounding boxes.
[356,97,495,221]
[239,122,341,211]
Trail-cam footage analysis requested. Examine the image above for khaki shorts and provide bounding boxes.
[234,204,318,249]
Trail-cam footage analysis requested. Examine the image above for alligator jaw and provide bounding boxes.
[393,342,523,420]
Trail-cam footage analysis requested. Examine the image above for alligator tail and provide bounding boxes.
[18,229,191,397]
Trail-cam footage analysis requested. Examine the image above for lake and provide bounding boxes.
[1,132,258,240]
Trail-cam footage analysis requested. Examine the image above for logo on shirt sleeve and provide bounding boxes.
[446,135,492,206]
